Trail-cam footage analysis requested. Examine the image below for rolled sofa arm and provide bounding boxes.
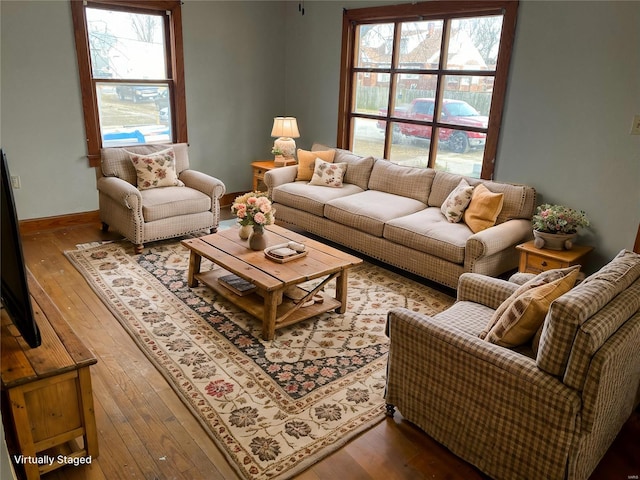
[97,176,142,211]
[180,169,226,200]
[456,273,519,310]
[264,165,298,197]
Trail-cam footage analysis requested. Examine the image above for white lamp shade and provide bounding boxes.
[271,117,300,139]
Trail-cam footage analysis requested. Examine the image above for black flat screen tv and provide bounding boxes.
[1,149,41,348]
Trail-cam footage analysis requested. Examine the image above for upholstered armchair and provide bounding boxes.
[97,143,225,253]
[386,249,640,480]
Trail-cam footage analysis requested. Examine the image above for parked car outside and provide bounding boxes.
[377,98,488,153]
[116,85,160,103]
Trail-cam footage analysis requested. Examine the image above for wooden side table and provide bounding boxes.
[516,240,593,274]
[251,160,276,192]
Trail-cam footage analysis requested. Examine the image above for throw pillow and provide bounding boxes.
[296,149,336,181]
[463,183,504,233]
[479,265,581,339]
[441,178,475,223]
[308,159,347,188]
[128,147,182,190]
[484,268,580,348]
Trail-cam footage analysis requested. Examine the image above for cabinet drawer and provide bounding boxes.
[525,254,566,272]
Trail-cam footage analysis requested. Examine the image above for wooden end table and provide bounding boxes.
[516,240,593,274]
[181,224,363,340]
[251,160,276,192]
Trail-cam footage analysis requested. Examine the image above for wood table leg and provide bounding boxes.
[262,290,280,340]
[187,251,202,287]
[335,269,348,313]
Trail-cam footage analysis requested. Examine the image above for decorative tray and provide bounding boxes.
[264,242,308,263]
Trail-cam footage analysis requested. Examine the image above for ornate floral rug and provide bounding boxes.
[65,239,454,480]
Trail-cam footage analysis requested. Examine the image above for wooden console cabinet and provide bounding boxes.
[1,272,98,479]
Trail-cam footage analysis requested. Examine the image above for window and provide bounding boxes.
[71,0,187,166]
[337,1,518,179]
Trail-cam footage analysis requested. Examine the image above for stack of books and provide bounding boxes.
[218,274,256,296]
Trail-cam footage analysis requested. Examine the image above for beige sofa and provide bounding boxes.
[265,145,536,288]
[385,249,640,480]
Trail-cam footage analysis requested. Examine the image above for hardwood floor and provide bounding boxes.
[12,223,640,480]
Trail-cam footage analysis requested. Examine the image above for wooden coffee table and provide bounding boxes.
[181,224,363,340]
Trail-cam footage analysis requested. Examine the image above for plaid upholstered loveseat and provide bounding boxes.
[265,144,536,288]
[385,249,640,480]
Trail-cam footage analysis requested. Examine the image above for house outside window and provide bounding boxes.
[337,1,518,179]
[71,0,187,167]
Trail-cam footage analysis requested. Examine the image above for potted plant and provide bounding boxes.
[531,204,590,250]
[271,147,284,163]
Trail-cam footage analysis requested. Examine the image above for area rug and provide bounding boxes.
[65,239,454,480]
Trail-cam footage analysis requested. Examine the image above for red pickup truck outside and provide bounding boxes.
[378,98,488,153]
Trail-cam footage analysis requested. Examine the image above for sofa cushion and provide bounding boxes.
[296,149,336,181]
[102,143,190,185]
[141,186,211,222]
[537,249,640,377]
[313,145,375,190]
[272,182,363,217]
[309,159,347,187]
[463,184,504,233]
[485,268,579,348]
[324,190,426,237]
[367,160,435,204]
[384,208,471,264]
[428,171,536,224]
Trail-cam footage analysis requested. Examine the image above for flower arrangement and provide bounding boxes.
[532,204,590,234]
[231,192,275,228]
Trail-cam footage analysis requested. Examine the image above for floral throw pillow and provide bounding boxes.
[308,159,347,188]
[441,178,474,223]
[128,147,183,190]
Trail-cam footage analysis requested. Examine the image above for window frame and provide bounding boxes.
[71,0,187,167]
[337,1,518,179]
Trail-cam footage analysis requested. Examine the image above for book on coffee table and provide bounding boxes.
[218,274,256,296]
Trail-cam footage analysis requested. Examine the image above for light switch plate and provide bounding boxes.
[631,115,640,135]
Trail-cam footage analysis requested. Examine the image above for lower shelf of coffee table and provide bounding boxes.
[195,268,340,328]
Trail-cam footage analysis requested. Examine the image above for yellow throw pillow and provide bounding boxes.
[485,268,580,348]
[463,183,504,233]
[296,149,336,181]
[479,265,581,339]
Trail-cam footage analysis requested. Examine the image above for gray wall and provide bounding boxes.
[1,0,639,270]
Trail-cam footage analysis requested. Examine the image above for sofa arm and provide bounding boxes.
[97,176,142,211]
[456,273,519,309]
[179,169,226,200]
[264,166,298,197]
[464,218,532,270]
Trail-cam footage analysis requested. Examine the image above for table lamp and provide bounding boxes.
[271,117,300,166]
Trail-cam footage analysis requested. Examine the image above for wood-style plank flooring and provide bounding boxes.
[13,222,640,480]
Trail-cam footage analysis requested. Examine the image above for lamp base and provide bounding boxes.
[273,137,296,158]
[274,156,297,167]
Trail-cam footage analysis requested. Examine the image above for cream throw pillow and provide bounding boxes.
[441,178,474,223]
[296,149,336,181]
[308,159,347,188]
[128,147,182,190]
[463,183,504,233]
[485,268,580,348]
